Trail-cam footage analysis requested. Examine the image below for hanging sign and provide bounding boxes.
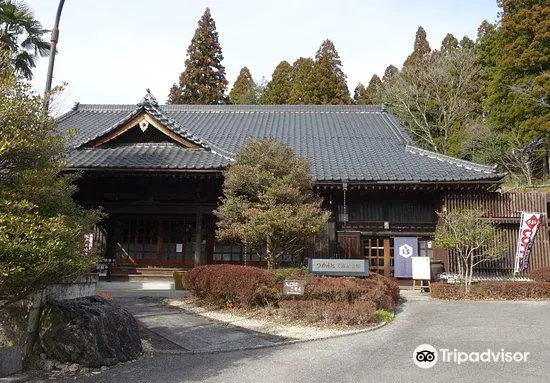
[514,212,542,273]
[394,237,418,278]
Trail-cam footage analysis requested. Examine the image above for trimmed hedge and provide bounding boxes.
[278,300,376,326]
[431,281,550,300]
[185,264,401,325]
[300,274,400,310]
[185,265,278,307]
[528,267,550,282]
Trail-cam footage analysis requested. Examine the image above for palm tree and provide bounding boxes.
[0,0,50,79]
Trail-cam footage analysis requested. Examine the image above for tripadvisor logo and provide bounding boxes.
[413,344,530,369]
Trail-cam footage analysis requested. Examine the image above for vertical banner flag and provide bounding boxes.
[514,212,542,273]
[394,237,418,278]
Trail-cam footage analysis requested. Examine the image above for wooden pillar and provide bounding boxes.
[194,210,203,267]
[383,238,391,277]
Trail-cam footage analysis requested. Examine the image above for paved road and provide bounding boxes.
[68,299,550,383]
[115,296,288,352]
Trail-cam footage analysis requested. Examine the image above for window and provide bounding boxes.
[418,239,433,258]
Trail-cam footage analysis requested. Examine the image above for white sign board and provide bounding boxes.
[176,243,183,253]
[308,259,369,276]
[412,257,431,280]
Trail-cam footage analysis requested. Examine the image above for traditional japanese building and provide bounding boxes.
[59,91,506,277]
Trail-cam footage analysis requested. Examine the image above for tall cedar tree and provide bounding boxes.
[363,74,383,104]
[382,65,399,83]
[261,60,293,104]
[353,83,367,104]
[309,39,351,104]
[481,0,549,140]
[229,67,257,104]
[168,8,228,104]
[214,139,330,269]
[0,0,50,80]
[403,26,431,67]
[289,57,315,104]
[441,33,459,51]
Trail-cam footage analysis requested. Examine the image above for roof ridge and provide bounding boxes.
[405,145,499,174]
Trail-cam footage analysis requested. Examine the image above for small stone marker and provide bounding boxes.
[283,279,305,296]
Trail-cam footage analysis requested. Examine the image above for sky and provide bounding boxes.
[26,0,500,113]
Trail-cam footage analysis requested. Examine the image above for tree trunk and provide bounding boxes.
[266,235,274,270]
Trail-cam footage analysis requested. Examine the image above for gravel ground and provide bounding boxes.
[165,299,385,340]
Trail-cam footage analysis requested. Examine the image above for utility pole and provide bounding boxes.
[43,0,66,112]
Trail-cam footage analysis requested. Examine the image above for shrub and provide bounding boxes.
[185,264,278,307]
[278,300,377,326]
[528,267,550,282]
[431,281,550,300]
[373,310,393,323]
[270,267,309,284]
[300,274,400,310]
[173,271,188,290]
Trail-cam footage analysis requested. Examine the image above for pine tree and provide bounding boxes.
[403,26,431,67]
[168,8,228,104]
[382,65,399,83]
[459,36,475,50]
[441,33,459,51]
[309,39,351,104]
[363,74,383,104]
[229,67,257,104]
[260,61,293,104]
[353,83,367,104]
[289,57,315,104]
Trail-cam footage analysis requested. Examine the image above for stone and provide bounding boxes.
[39,296,142,368]
[68,363,79,372]
[39,353,47,360]
[41,359,55,372]
[100,366,108,371]
[0,346,22,378]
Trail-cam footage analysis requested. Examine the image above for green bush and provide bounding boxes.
[431,281,550,300]
[373,310,393,323]
[0,200,99,302]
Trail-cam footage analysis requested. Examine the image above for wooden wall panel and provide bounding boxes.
[442,191,549,275]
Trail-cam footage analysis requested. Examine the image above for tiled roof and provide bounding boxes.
[66,143,229,170]
[57,95,503,183]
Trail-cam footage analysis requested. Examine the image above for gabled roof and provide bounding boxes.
[57,92,504,183]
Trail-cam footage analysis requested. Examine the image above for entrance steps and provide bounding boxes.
[108,267,186,282]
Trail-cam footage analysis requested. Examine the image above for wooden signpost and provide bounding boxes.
[283,279,305,296]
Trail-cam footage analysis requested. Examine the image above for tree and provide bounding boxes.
[168,8,228,104]
[260,60,293,104]
[435,209,506,293]
[214,139,330,269]
[459,36,475,50]
[476,0,549,182]
[289,57,314,104]
[381,47,482,155]
[353,83,367,104]
[309,39,351,104]
[0,0,50,80]
[0,55,100,304]
[363,74,382,104]
[441,33,459,51]
[403,26,431,67]
[382,65,399,83]
[229,67,257,104]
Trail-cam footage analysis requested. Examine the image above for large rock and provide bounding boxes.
[39,296,141,367]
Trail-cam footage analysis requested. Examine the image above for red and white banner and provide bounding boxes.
[514,212,542,273]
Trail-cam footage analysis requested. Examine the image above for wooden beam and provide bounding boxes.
[90,111,200,149]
